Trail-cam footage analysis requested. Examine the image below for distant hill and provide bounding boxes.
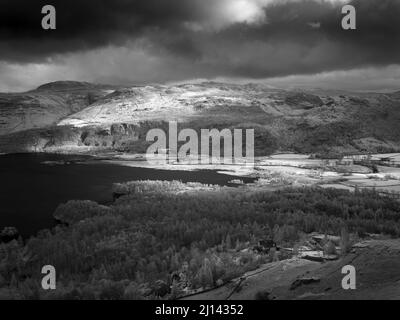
[0,81,116,135]
[389,91,400,100]
[35,81,116,92]
[1,81,400,156]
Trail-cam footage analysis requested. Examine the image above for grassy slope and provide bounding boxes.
[1,82,400,156]
[0,81,115,136]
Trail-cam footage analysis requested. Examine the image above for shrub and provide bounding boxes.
[53,200,111,225]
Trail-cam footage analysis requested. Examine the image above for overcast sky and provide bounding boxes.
[0,0,399,92]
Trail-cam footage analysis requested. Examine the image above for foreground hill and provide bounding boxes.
[184,239,400,300]
[1,181,400,299]
[1,82,400,156]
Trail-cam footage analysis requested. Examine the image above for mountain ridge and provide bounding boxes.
[1,81,400,157]
[0,81,116,135]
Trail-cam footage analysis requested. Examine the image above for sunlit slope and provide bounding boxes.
[0,81,115,135]
[1,82,400,155]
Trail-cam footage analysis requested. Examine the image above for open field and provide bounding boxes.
[98,152,400,196]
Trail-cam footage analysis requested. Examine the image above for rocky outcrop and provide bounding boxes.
[284,92,324,109]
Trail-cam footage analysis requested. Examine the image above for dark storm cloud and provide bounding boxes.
[0,0,202,61]
[0,0,400,79]
[201,0,400,77]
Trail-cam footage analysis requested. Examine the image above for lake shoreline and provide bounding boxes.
[0,153,257,239]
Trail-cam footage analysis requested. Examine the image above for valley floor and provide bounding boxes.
[2,151,400,300]
[96,152,400,196]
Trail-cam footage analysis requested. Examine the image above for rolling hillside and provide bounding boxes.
[1,82,400,156]
[0,81,115,136]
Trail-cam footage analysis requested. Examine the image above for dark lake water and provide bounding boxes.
[0,153,254,238]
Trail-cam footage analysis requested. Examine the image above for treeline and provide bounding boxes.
[1,182,400,299]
